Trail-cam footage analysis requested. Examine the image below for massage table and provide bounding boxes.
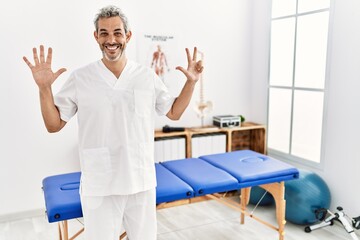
[42,150,299,240]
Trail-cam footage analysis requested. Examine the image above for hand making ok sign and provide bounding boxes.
[176,47,204,83]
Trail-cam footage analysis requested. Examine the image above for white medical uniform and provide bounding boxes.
[54,60,175,240]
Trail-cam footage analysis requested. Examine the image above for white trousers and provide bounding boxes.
[80,188,157,240]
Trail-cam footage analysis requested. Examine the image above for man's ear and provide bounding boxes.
[94,31,98,41]
[126,31,132,43]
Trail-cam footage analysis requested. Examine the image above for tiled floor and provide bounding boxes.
[1,199,358,240]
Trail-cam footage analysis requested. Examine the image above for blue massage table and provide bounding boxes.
[42,150,299,240]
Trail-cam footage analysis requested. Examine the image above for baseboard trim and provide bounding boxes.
[0,209,45,223]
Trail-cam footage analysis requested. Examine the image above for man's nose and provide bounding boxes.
[107,34,116,43]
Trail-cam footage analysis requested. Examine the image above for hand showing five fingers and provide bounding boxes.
[23,45,66,89]
[176,47,204,83]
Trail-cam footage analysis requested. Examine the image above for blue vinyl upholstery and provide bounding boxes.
[42,172,82,223]
[199,150,299,188]
[42,150,299,223]
[155,163,194,204]
[161,158,239,196]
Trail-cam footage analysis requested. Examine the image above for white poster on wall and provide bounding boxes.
[136,33,183,92]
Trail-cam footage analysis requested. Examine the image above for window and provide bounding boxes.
[267,0,331,164]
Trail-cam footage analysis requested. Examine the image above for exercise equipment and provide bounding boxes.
[249,186,274,206]
[305,206,360,240]
[250,169,332,225]
[284,169,331,225]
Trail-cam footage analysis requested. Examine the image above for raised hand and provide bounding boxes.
[23,45,66,89]
[176,47,204,83]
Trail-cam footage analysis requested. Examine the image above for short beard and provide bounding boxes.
[103,51,122,62]
[102,44,125,62]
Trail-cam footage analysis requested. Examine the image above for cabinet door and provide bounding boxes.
[191,133,226,158]
[154,137,186,162]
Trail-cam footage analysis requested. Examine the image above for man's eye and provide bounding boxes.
[100,33,108,37]
[115,32,122,37]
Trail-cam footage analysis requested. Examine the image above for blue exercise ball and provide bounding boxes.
[249,186,274,206]
[285,169,331,225]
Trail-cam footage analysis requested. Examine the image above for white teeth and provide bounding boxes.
[106,45,118,50]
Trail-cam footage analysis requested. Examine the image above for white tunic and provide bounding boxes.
[54,60,175,196]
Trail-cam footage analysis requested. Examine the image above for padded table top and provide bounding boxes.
[155,163,194,204]
[42,150,299,223]
[42,172,82,223]
[42,165,196,222]
[199,150,299,187]
[161,158,239,196]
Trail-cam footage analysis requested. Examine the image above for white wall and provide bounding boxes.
[321,0,360,215]
[250,0,360,215]
[0,0,252,217]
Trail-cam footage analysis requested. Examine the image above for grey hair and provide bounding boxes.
[94,5,130,33]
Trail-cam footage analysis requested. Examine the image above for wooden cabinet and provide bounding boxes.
[155,122,266,158]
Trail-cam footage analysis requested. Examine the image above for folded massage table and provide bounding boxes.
[42,150,299,240]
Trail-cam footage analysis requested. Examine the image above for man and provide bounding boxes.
[23,5,203,240]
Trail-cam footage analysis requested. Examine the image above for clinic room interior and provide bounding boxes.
[2,0,360,239]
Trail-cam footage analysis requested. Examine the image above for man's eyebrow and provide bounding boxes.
[99,28,123,32]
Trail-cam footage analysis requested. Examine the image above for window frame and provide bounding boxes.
[267,0,334,169]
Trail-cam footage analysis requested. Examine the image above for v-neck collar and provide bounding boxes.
[98,59,130,89]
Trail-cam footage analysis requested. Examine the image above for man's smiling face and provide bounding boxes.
[94,16,131,62]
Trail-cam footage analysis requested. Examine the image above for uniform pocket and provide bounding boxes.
[80,147,112,194]
[134,90,154,117]
[82,147,111,173]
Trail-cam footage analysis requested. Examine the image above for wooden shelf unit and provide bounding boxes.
[154,122,266,158]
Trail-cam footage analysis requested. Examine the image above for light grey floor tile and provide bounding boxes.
[1,199,359,240]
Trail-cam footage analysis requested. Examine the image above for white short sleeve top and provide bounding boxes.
[54,60,175,196]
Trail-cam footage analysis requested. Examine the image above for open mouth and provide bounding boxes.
[105,44,120,51]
